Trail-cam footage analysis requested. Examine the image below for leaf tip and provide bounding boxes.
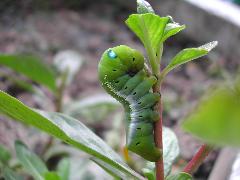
[137,0,155,14]
[200,41,218,52]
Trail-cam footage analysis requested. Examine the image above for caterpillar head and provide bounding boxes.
[99,45,144,81]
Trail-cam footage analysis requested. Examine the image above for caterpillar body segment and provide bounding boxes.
[98,45,161,161]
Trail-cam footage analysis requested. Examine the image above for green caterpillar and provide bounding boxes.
[98,45,161,162]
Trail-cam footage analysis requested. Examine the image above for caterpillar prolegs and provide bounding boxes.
[98,45,161,162]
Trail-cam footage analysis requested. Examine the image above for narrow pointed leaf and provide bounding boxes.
[0,55,56,91]
[15,141,48,180]
[164,41,218,75]
[137,0,155,14]
[0,91,144,180]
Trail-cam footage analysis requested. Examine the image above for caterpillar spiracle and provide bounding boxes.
[98,45,161,162]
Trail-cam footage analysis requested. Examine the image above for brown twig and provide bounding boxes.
[55,70,68,112]
[153,82,164,180]
[183,144,213,174]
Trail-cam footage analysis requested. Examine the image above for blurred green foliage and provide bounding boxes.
[183,78,240,147]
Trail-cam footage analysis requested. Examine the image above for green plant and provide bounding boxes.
[0,141,70,180]
[98,0,217,179]
[0,48,123,178]
[1,0,240,180]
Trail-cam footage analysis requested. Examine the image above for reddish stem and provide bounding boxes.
[154,85,164,180]
[183,144,213,174]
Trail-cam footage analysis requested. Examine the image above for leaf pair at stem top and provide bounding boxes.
[127,0,217,83]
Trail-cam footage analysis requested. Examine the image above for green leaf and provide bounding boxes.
[163,128,180,176]
[0,144,11,164]
[2,167,24,180]
[125,13,169,55]
[0,54,56,92]
[63,94,120,123]
[56,158,70,180]
[44,172,61,180]
[91,158,122,179]
[162,23,186,42]
[165,172,192,180]
[182,84,240,146]
[0,91,144,180]
[163,41,218,75]
[15,141,48,180]
[137,0,155,14]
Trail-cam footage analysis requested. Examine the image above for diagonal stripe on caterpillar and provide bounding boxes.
[98,45,161,162]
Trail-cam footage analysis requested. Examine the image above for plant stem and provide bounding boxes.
[153,82,164,180]
[158,44,163,66]
[183,144,213,174]
[144,37,164,179]
[55,70,68,112]
[142,17,164,177]
[41,70,68,156]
